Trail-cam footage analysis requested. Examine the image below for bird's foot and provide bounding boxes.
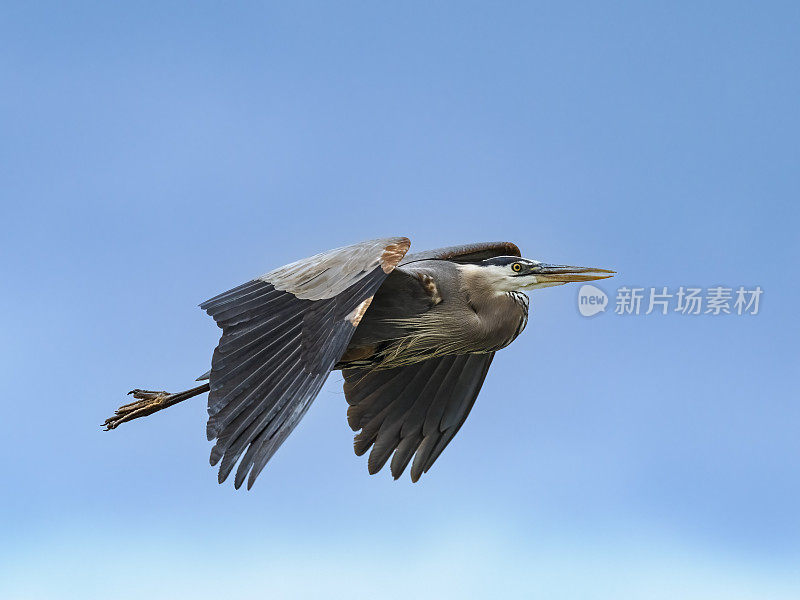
[103,389,175,430]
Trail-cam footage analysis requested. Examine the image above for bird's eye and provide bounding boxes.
[512,263,522,272]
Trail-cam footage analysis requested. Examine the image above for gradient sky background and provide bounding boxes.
[2,2,799,598]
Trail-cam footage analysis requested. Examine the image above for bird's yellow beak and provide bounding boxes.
[532,264,616,284]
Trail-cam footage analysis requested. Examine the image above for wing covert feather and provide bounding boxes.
[399,241,520,266]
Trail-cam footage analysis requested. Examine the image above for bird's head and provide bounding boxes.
[477,256,615,292]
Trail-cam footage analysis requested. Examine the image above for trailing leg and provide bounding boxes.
[103,383,210,430]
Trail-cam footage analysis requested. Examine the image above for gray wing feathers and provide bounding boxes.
[264,237,410,300]
[399,241,520,266]
[343,352,494,482]
[200,237,410,489]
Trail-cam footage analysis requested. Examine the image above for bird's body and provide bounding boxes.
[105,237,613,488]
[341,260,529,371]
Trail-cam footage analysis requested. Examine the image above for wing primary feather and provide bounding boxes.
[214,303,303,351]
[399,357,458,438]
[368,360,440,474]
[216,365,309,482]
[423,355,494,473]
[210,292,294,328]
[204,283,281,310]
[210,320,302,389]
[207,342,303,440]
[212,294,298,329]
[232,374,321,488]
[245,377,329,489]
[351,369,418,453]
[343,368,397,407]
[422,357,467,436]
[207,330,302,425]
[440,355,488,431]
[213,314,303,367]
[212,352,306,469]
[203,283,283,317]
[345,369,405,430]
[390,433,422,479]
[343,352,496,481]
[410,435,438,482]
[200,280,261,310]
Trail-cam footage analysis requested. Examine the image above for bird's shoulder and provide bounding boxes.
[396,260,461,306]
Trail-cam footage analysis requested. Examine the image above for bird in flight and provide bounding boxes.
[104,238,613,489]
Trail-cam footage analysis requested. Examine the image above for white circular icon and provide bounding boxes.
[577,284,608,317]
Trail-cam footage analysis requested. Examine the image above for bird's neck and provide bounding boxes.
[457,264,529,311]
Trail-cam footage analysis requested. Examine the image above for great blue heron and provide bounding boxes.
[104,238,613,489]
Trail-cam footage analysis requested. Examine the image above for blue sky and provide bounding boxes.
[2,2,799,598]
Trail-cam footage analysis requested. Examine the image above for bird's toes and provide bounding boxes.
[128,389,168,400]
[103,392,173,430]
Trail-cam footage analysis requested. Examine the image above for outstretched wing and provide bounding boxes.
[200,237,410,489]
[399,241,520,266]
[343,353,495,482]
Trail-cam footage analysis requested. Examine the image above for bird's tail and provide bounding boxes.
[102,383,209,430]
